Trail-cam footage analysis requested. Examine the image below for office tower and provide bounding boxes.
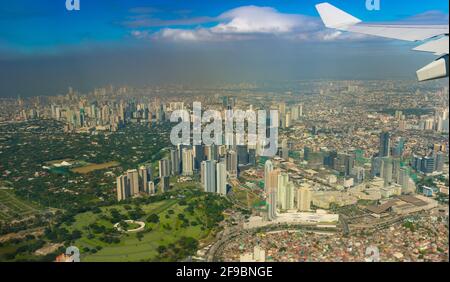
[226,150,238,178]
[126,169,139,196]
[267,170,280,221]
[435,152,444,172]
[182,148,194,176]
[148,181,155,195]
[285,112,292,128]
[280,138,289,160]
[371,156,382,177]
[205,145,218,161]
[138,166,150,193]
[323,150,338,168]
[159,158,170,178]
[297,186,312,211]
[216,161,227,195]
[278,102,286,117]
[352,166,365,184]
[392,137,405,157]
[116,175,130,201]
[264,160,273,194]
[379,131,391,157]
[344,154,355,177]
[202,160,216,193]
[194,145,204,170]
[283,182,295,210]
[422,156,435,174]
[237,145,249,165]
[380,158,393,186]
[170,148,180,175]
[247,148,256,165]
[277,173,289,208]
[160,176,170,192]
[298,103,303,117]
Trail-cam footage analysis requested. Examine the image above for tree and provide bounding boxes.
[147,214,159,224]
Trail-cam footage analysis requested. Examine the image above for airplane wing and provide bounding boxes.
[315,2,449,81]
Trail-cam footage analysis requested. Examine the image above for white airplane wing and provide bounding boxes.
[315,2,449,81]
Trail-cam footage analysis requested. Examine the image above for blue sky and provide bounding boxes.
[0,0,448,96]
[1,0,448,53]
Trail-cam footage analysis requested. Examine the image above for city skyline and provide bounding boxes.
[0,0,449,97]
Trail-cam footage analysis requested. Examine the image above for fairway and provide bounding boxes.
[63,192,225,262]
[70,161,120,174]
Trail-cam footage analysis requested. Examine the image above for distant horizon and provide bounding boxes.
[0,0,448,97]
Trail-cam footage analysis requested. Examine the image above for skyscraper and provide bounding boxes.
[159,158,170,178]
[138,165,150,193]
[194,145,205,170]
[226,150,238,178]
[297,186,312,211]
[264,160,273,194]
[170,148,180,175]
[379,131,391,157]
[267,169,280,221]
[126,169,139,196]
[277,173,289,208]
[202,160,216,193]
[182,148,194,176]
[216,161,227,195]
[116,175,130,201]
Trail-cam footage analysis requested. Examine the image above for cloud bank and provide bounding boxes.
[132,6,365,42]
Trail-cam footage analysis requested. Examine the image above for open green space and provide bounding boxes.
[0,189,41,222]
[60,189,230,261]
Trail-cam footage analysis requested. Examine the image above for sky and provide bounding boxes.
[0,0,448,97]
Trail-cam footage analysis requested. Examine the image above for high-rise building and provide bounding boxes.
[264,160,273,194]
[159,158,170,178]
[216,161,227,195]
[297,186,312,211]
[379,131,391,157]
[277,173,289,208]
[202,160,216,193]
[226,150,238,178]
[182,148,194,176]
[116,175,130,201]
[237,145,249,165]
[283,182,295,210]
[170,148,180,175]
[194,145,205,170]
[126,169,139,196]
[267,169,279,221]
[380,158,393,186]
[138,165,151,193]
[160,176,170,192]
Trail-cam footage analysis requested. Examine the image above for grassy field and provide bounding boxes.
[0,189,41,222]
[70,161,120,174]
[64,195,215,262]
[231,186,262,209]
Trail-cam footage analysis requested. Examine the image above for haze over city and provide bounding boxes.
[0,0,448,96]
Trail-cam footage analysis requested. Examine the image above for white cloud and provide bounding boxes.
[147,5,374,42]
[212,6,311,34]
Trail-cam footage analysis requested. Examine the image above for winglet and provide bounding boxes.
[315,2,361,29]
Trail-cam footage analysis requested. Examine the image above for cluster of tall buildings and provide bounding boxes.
[278,102,303,129]
[412,152,445,174]
[264,160,312,221]
[116,165,154,201]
